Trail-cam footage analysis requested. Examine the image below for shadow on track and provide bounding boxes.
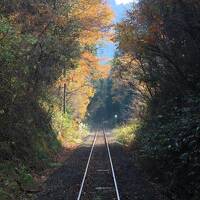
[35,133,168,200]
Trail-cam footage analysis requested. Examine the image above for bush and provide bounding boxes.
[134,95,200,200]
[113,121,140,145]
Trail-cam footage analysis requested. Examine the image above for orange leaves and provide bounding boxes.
[55,15,68,27]
[116,22,136,54]
[82,51,99,63]
[9,12,20,23]
[95,64,111,79]
[55,1,113,120]
[72,0,114,45]
[81,51,111,80]
[57,51,111,120]
[74,52,110,84]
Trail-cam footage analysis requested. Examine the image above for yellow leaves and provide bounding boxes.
[54,1,113,120]
[95,64,111,79]
[82,51,99,63]
[118,54,137,65]
[55,15,68,27]
[80,31,101,46]
[116,22,136,54]
[71,0,114,45]
[58,51,109,88]
[9,12,20,23]
[56,51,111,120]
[73,0,114,25]
[81,51,111,80]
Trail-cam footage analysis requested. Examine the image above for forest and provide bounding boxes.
[1,0,200,200]
[0,0,113,199]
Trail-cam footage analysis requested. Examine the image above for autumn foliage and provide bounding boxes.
[0,0,113,199]
[55,0,113,120]
[114,0,200,199]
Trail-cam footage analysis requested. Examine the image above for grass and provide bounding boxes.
[0,162,39,200]
[113,120,140,145]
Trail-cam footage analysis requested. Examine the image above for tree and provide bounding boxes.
[114,0,200,199]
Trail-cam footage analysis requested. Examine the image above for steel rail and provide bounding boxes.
[103,128,121,200]
[76,132,97,200]
[76,130,121,200]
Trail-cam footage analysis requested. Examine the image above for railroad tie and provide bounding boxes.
[96,169,109,172]
[95,187,113,190]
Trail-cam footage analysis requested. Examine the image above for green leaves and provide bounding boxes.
[1,50,15,62]
[113,121,140,145]
[0,16,12,33]
[24,34,38,45]
[17,166,35,189]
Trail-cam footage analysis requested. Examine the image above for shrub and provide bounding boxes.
[113,121,140,145]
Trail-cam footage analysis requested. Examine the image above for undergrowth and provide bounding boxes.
[116,94,200,200]
[113,121,139,145]
[135,95,200,200]
[0,92,88,200]
[0,162,38,200]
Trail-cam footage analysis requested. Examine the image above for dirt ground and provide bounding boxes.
[35,132,168,200]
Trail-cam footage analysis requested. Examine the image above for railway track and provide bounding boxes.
[77,129,120,200]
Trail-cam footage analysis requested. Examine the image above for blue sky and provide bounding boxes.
[97,0,135,61]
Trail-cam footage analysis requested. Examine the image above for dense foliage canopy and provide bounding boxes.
[1,0,200,199]
[0,1,113,199]
[112,0,200,199]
